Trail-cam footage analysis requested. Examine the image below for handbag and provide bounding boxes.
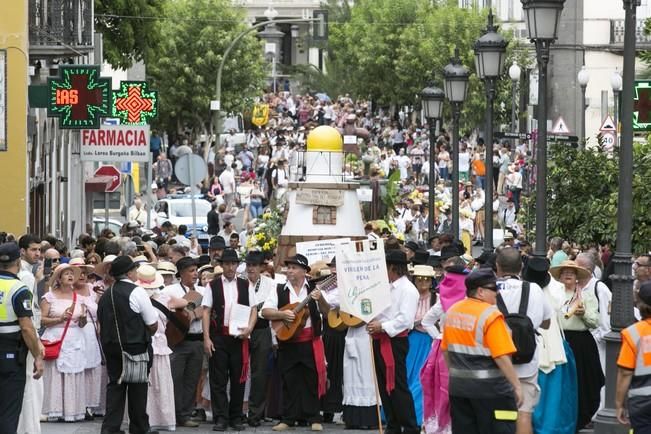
[109,285,150,384]
[41,292,76,360]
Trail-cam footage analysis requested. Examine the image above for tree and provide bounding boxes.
[146,0,266,136]
[95,0,165,69]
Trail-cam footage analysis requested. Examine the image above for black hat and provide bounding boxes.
[327,256,336,267]
[386,250,408,265]
[639,281,651,305]
[427,234,440,244]
[427,255,442,268]
[465,268,498,292]
[405,241,420,253]
[412,249,430,266]
[175,257,197,276]
[109,256,139,277]
[245,250,265,265]
[522,256,551,288]
[285,254,311,272]
[209,236,226,250]
[218,248,240,264]
[197,254,211,267]
[0,242,20,263]
[440,245,459,261]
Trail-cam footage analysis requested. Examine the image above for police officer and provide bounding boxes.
[0,242,44,433]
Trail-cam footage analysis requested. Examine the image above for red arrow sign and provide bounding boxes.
[94,165,121,193]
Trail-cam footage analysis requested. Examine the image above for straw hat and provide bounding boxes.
[68,257,94,273]
[213,265,224,275]
[156,261,178,276]
[412,265,436,278]
[94,254,117,277]
[49,263,81,289]
[198,264,214,275]
[136,264,165,289]
[133,255,149,264]
[308,260,330,280]
[549,260,591,281]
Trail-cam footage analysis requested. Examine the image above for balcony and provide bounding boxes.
[611,18,651,48]
[29,0,94,58]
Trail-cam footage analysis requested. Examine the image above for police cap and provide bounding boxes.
[465,268,498,292]
[0,242,20,263]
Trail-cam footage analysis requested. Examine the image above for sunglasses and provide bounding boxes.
[481,284,497,291]
[415,276,432,280]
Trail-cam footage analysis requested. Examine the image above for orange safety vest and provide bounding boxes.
[621,320,651,399]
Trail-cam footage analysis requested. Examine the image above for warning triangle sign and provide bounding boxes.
[551,116,571,135]
[599,114,616,132]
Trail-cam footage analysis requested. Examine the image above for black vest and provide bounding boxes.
[97,280,150,354]
[209,276,250,337]
[276,282,322,337]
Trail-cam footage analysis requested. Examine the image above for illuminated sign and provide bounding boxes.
[80,125,150,162]
[634,81,651,131]
[112,81,158,125]
[47,65,111,129]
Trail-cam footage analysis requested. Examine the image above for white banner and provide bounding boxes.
[296,238,350,266]
[80,125,150,162]
[335,240,391,323]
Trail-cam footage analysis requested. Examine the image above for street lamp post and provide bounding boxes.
[421,81,445,238]
[521,0,566,258]
[475,11,508,254]
[443,49,470,239]
[593,1,639,433]
[612,70,623,148]
[509,61,521,133]
[578,65,590,144]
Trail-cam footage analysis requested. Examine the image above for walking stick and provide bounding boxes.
[368,335,385,434]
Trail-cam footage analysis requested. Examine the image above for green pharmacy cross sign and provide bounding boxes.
[112,81,158,125]
[47,65,112,129]
[634,81,651,131]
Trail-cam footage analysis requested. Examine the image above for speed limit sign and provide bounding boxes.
[602,132,616,149]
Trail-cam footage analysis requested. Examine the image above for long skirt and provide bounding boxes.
[342,326,378,429]
[17,352,44,434]
[321,325,346,414]
[564,330,604,430]
[84,365,104,412]
[147,354,176,431]
[533,340,578,434]
[41,361,86,421]
[420,339,451,434]
[406,330,432,425]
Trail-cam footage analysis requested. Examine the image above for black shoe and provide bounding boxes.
[323,413,334,424]
[145,431,160,434]
[230,421,245,431]
[247,418,261,427]
[212,421,227,432]
[191,408,207,422]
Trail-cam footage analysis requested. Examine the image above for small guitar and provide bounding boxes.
[271,296,311,341]
[164,290,203,348]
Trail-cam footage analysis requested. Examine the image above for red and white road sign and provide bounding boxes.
[94,165,121,192]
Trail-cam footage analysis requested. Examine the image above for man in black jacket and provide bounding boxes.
[207,202,220,236]
[98,256,158,434]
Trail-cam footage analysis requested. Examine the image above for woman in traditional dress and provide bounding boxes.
[551,260,603,431]
[69,257,105,418]
[40,264,88,422]
[406,265,436,426]
[419,256,467,434]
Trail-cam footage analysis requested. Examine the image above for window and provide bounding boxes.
[313,206,337,225]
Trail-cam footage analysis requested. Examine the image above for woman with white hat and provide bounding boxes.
[40,264,88,422]
[156,261,177,287]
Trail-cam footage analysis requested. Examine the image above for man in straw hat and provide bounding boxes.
[0,242,44,433]
[365,250,420,434]
[97,256,158,434]
[243,250,276,427]
[202,248,257,432]
[262,253,330,432]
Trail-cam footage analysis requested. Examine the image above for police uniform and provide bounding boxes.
[0,244,34,432]
[442,268,518,434]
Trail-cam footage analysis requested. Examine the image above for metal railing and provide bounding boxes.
[611,18,651,44]
[29,0,94,53]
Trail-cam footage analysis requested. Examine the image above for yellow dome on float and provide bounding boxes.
[306,126,343,152]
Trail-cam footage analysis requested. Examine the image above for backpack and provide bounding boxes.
[496,281,537,365]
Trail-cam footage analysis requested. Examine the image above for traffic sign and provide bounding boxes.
[551,116,571,135]
[94,165,122,193]
[175,154,208,186]
[601,132,616,150]
[47,65,112,129]
[548,134,579,142]
[494,132,532,140]
[112,81,158,125]
[599,114,616,132]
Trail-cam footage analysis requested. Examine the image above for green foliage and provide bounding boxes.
[541,140,651,253]
[146,0,266,135]
[95,0,165,69]
[382,170,402,220]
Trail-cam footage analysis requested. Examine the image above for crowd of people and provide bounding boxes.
[0,91,649,434]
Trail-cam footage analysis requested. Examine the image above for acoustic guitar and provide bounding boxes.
[164,290,203,348]
[327,308,364,330]
[271,295,312,342]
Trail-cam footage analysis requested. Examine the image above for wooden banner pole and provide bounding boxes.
[368,335,384,434]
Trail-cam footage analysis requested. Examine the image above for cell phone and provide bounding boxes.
[44,258,52,276]
[137,244,145,252]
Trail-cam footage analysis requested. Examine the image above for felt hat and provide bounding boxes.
[522,256,551,288]
[385,250,408,265]
[549,260,591,281]
[109,256,139,278]
[404,241,420,253]
[440,245,460,261]
[412,249,430,266]
[175,257,197,276]
[209,236,226,250]
[326,256,336,267]
[136,265,165,289]
[217,248,240,264]
[245,251,265,265]
[284,253,311,272]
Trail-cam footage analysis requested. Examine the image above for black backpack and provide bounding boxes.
[496,281,537,365]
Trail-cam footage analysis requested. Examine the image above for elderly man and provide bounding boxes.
[129,198,147,227]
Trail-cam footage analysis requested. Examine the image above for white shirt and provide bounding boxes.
[458,151,470,172]
[263,279,314,328]
[121,279,158,326]
[272,167,288,187]
[202,276,255,326]
[373,275,419,337]
[18,260,37,309]
[421,300,444,340]
[581,277,612,343]
[219,169,236,194]
[497,277,553,378]
[163,283,205,333]
[250,275,276,319]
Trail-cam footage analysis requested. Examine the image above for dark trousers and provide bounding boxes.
[248,327,272,422]
[450,395,517,434]
[0,353,26,434]
[209,335,245,424]
[372,337,419,434]
[101,347,150,434]
[170,339,203,423]
[277,341,321,425]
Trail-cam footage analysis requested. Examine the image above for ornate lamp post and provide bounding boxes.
[594,1,639,433]
[521,0,565,257]
[475,11,508,253]
[611,69,623,148]
[509,61,522,133]
[420,81,445,238]
[577,65,590,143]
[443,49,470,239]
